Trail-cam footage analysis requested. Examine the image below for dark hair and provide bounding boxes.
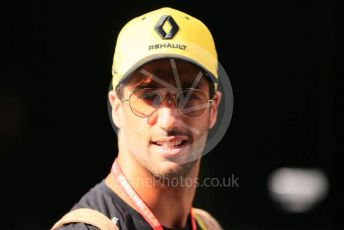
[204,72,216,99]
[115,81,125,98]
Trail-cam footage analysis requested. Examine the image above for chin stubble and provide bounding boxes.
[148,160,197,184]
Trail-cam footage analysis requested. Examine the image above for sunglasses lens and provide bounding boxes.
[130,89,161,117]
[177,90,209,117]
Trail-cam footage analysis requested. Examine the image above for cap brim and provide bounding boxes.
[116,53,218,87]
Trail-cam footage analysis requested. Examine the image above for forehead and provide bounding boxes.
[125,59,209,89]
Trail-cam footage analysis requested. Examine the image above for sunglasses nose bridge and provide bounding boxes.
[159,94,179,108]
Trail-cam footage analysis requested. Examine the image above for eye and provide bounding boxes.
[180,90,202,100]
[189,94,201,100]
[140,92,157,101]
[138,91,161,107]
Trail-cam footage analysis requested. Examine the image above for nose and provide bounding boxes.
[147,95,181,130]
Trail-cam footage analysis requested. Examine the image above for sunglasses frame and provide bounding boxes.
[120,87,216,118]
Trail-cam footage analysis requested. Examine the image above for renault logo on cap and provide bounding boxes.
[154,15,179,39]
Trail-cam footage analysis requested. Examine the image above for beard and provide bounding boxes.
[143,159,198,186]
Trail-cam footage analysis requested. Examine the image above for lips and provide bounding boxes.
[155,140,188,147]
[151,136,188,147]
[150,136,190,157]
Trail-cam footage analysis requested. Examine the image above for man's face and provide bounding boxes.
[109,59,221,178]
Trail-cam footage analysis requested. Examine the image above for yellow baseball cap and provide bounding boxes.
[112,7,218,89]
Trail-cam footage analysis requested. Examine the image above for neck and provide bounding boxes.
[105,155,200,229]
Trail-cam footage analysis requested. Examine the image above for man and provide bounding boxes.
[52,7,224,230]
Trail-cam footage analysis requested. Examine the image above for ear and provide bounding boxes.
[208,91,222,129]
[108,90,123,128]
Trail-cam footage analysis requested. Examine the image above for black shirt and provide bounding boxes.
[57,180,202,230]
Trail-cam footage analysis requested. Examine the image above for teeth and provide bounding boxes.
[156,140,182,147]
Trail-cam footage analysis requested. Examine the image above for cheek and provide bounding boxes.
[121,110,151,144]
[186,114,210,138]
[187,116,209,159]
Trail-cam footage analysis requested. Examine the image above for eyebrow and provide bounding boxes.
[131,73,161,89]
[130,69,206,90]
[133,80,159,89]
[134,79,203,90]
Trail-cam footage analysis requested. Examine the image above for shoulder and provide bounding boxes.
[52,181,128,230]
[192,208,223,230]
[72,181,129,221]
[55,223,98,230]
[52,207,117,230]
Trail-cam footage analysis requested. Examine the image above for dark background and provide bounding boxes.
[4,0,339,229]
